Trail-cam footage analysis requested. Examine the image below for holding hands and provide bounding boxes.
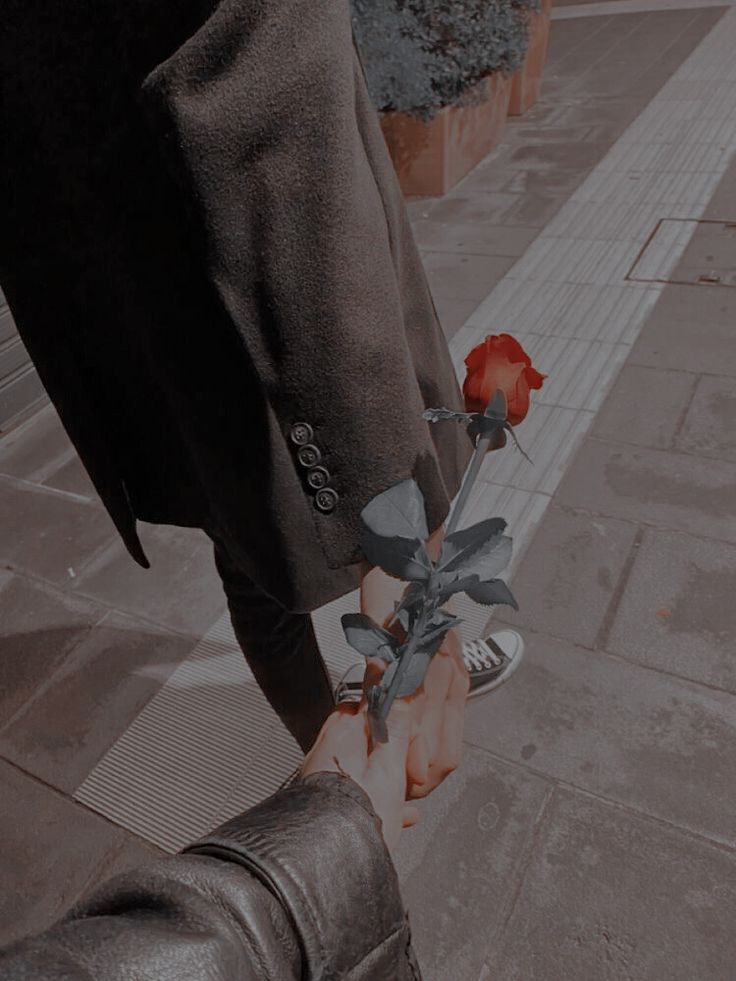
[301,607,469,851]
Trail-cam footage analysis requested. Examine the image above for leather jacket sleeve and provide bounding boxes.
[0,773,422,981]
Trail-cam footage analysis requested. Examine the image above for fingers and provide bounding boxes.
[406,732,430,790]
[402,805,421,829]
[371,699,412,768]
[363,656,386,693]
[300,702,366,779]
[405,635,468,798]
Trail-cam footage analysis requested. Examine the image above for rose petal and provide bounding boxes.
[497,333,532,367]
[524,366,546,391]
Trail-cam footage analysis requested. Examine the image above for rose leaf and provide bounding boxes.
[341,613,399,662]
[361,528,432,582]
[360,478,429,541]
[438,518,512,580]
[463,578,519,610]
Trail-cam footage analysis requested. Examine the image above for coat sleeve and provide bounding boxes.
[137,0,468,572]
[0,774,422,981]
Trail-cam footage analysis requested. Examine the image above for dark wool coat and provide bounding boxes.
[0,0,472,612]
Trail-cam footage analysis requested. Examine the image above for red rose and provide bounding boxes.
[463,334,545,426]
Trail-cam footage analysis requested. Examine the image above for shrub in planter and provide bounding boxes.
[352,0,537,195]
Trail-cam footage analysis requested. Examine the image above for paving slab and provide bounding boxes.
[592,364,697,449]
[515,333,629,412]
[42,454,98,500]
[0,612,196,793]
[546,12,616,63]
[607,528,736,693]
[478,403,593,496]
[0,404,73,482]
[0,575,102,726]
[414,221,538,257]
[499,188,578,229]
[426,191,534,228]
[499,140,608,173]
[0,476,116,586]
[432,296,482,341]
[394,750,551,981]
[72,523,225,636]
[639,279,736,327]
[630,310,736,378]
[85,834,167,892]
[494,505,638,649]
[676,374,736,462]
[422,251,517,302]
[486,788,736,981]
[702,158,736,218]
[555,437,736,545]
[464,632,736,847]
[0,759,129,945]
[552,12,644,76]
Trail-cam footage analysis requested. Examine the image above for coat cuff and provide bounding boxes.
[182,773,421,980]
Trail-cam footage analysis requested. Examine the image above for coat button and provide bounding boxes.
[290,422,313,446]
[297,444,321,468]
[314,488,338,513]
[306,466,330,490]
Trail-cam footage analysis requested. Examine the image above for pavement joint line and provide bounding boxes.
[0,560,214,645]
[461,741,736,855]
[0,752,143,841]
[670,373,702,443]
[596,644,736,698]
[489,612,736,698]
[484,783,558,968]
[72,7,736,849]
[544,494,736,553]
[553,0,736,21]
[586,428,736,464]
[594,525,646,652]
[0,445,78,487]
[0,469,103,508]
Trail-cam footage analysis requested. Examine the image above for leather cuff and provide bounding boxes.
[182,772,414,979]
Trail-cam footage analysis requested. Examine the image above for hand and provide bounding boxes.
[364,628,469,799]
[299,700,419,855]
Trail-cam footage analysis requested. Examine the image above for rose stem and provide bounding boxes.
[378,599,431,729]
[381,421,493,634]
[444,433,491,536]
[376,399,503,732]
[376,429,491,728]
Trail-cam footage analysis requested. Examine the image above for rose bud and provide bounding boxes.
[463,333,545,427]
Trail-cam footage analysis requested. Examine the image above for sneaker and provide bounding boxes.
[462,629,524,699]
[334,662,367,705]
[334,629,524,705]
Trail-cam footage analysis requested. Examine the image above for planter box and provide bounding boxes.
[379,73,512,198]
[508,0,552,117]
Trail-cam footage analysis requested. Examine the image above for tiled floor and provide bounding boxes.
[2,3,736,979]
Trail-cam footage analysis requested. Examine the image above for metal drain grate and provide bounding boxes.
[627,219,736,286]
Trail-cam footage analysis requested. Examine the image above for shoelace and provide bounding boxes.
[462,638,503,672]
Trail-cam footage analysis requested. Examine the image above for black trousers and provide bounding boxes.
[210,535,335,753]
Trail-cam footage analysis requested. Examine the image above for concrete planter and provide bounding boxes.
[508,0,552,116]
[379,73,513,198]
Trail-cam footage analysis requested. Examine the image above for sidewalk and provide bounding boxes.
[1,1,735,977]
